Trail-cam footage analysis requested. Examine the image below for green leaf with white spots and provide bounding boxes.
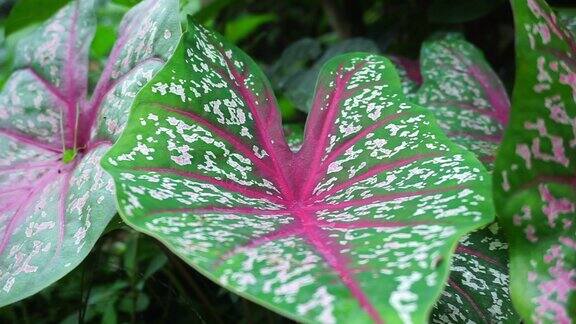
[285,125,519,323]
[416,34,510,167]
[494,0,576,322]
[414,34,519,323]
[103,19,494,323]
[0,0,181,306]
[430,224,520,323]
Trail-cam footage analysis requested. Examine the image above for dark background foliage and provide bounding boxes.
[0,0,574,323]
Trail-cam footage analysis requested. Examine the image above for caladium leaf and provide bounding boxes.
[413,34,518,323]
[102,19,493,323]
[430,224,520,323]
[283,125,518,323]
[276,120,520,323]
[416,34,510,167]
[494,0,576,322]
[0,0,181,306]
[278,123,518,323]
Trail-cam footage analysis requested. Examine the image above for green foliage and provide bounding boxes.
[1,0,575,322]
[111,0,142,7]
[427,0,505,23]
[270,37,379,112]
[4,0,70,35]
[224,13,276,44]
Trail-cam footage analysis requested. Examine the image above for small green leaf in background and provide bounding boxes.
[192,0,236,25]
[4,0,69,35]
[276,95,300,122]
[111,0,141,8]
[271,37,379,112]
[557,7,576,36]
[91,25,116,58]
[224,13,276,44]
[118,293,150,313]
[267,37,321,93]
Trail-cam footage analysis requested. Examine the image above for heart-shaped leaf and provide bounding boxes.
[0,0,181,306]
[416,34,510,167]
[103,19,493,323]
[494,0,576,322]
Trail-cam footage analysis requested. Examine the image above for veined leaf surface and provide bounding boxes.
[276,122,519,323]
[416,34,510,167]
[413,34,518,323]
[494,0,576,323]
[0,0,181,306]
[103,20,493,323]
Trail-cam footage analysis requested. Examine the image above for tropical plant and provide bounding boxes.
[0,0,574,323]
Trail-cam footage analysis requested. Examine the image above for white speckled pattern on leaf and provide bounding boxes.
[103,20,494,323]
[417,34,510,168]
